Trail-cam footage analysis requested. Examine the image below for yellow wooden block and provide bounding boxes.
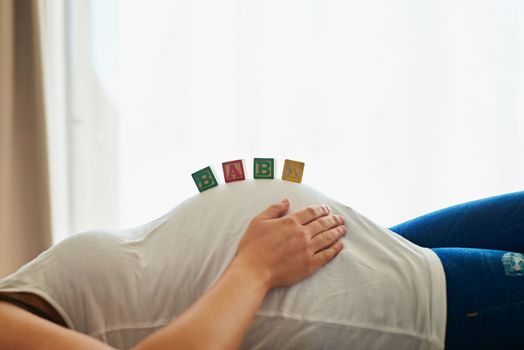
[282,159,305,183]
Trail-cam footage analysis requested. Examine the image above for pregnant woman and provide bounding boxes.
[0,180,523,349]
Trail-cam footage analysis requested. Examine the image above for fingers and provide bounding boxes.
[310,225,347,254]
[306,214,344,237]
[311,241,344,270]
[257,199,291,220]
[291,205,330,225]
[309,216,346,271]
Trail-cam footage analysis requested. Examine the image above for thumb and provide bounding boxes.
[258,199,290,220]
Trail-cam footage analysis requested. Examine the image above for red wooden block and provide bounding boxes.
[222,159,246,183]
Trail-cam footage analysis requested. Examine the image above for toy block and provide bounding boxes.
[253,158,274,179]
[192,166,218,192]
[222,159,246,183]
[282,159,305,183]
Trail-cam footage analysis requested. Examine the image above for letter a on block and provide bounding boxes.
[282,159,305,183]
[222,159,246,183]
[192,166,218,192]
[254,158,274,179]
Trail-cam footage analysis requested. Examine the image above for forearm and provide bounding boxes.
[133,259,269,350]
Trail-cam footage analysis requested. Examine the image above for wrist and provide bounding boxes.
[228,257,272,292]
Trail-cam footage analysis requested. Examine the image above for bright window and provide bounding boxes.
[45,0,524,241]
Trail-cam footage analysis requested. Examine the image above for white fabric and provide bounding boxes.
[0,180,447,349]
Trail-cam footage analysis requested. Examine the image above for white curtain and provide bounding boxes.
[60,0,524,235]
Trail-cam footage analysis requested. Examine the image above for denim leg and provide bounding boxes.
[389,191,524,252]
[433,247,524,349]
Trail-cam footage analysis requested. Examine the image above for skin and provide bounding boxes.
[0,199,346,349]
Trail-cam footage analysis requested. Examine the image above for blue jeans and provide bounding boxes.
[389,191,524,349]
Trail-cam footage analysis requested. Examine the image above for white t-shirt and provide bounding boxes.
[0,180,447,349]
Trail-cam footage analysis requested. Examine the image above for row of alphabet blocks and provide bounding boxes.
[192,159,305,192]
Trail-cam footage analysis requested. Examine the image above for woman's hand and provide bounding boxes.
[233,199,347,289]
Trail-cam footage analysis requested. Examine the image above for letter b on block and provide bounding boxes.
[192,166,218,192]
[254,158,274,179]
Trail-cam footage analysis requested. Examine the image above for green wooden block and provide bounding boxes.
[192,166,218,192]
[253,158,274,179]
